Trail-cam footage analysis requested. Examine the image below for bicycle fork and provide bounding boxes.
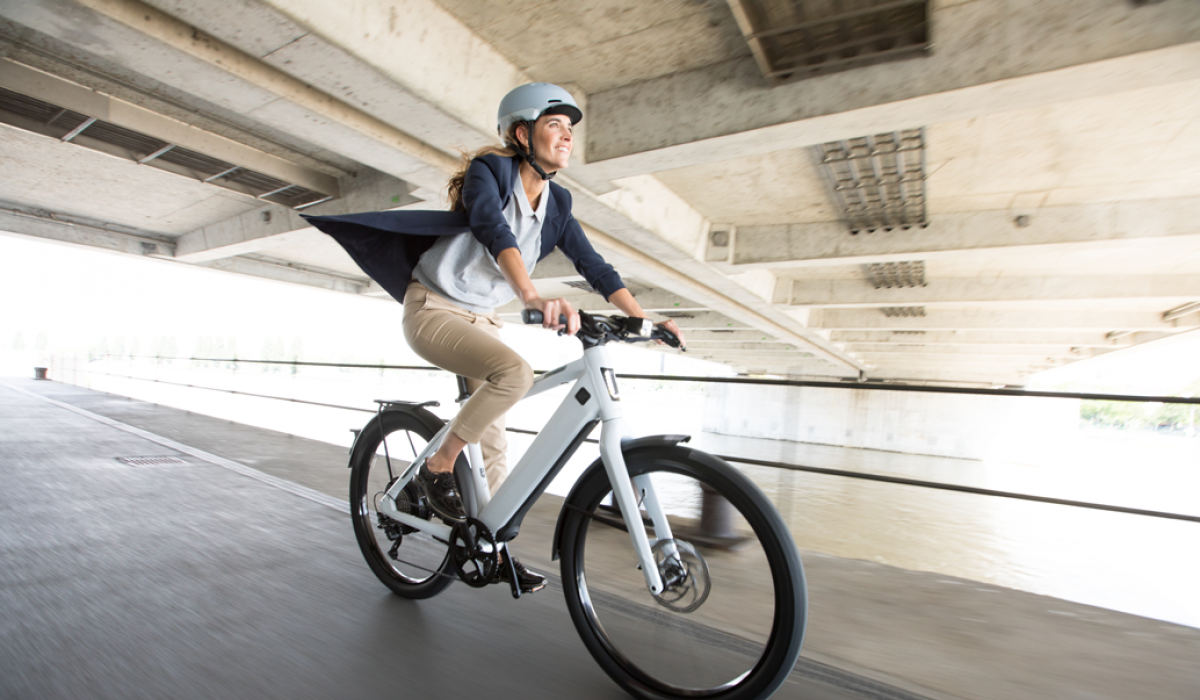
[599,419,674,596]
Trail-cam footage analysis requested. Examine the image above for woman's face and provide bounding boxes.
[521,114,573,173]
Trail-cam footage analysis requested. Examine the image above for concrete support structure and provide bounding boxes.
[1,0,1198,382]
[702,381,1079,461]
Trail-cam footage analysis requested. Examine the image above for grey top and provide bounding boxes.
[413,166,547,314]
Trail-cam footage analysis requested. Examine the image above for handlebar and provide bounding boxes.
[521,309,685,350]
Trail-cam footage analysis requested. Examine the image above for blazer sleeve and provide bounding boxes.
[556,193,626,300]
[462,156,519,259]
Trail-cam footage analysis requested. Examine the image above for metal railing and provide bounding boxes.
[54,354,1200,524]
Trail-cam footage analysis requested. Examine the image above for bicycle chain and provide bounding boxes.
[386,545,460,581]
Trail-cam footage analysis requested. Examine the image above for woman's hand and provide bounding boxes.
[658,318,685,348]
[526,295,580,335]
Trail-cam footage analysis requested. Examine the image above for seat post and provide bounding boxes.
[455,375,472,404]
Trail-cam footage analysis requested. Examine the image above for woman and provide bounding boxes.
[305,83,684,591]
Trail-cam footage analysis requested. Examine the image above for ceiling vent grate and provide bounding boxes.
[865,260,926,288]
[0,86,335,210]
[728,0,931,83]
[816,128,927,234]
[880,306,925,317]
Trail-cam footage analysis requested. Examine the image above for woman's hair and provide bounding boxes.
[446,122,527,212]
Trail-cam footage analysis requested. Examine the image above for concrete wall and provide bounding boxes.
[702,382,1078,461]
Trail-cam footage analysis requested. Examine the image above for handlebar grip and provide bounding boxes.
[653,324,685,350]
[521,309,569,326]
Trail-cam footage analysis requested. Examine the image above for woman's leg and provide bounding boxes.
[403,283,531,486]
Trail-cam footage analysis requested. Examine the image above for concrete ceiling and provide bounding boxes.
[1,0,1199,385]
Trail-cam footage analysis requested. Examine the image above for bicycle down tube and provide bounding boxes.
[375,344,669,595]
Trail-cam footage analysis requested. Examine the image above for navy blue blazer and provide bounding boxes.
[302,154,625,305]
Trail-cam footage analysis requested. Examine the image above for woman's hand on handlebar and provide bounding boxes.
[658,318,686,349]
[526,295,580,335]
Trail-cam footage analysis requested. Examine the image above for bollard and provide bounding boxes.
[33,367,48,380]
[699,482,738,541]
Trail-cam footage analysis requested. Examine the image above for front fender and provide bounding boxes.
[551,434,690,561]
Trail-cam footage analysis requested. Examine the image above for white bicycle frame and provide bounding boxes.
[374,342,675,595]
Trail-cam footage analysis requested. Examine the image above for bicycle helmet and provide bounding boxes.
[497,83,582,181]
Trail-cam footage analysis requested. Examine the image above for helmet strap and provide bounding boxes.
[515,120,555,181]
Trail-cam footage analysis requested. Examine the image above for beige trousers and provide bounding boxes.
[402,281,533,494]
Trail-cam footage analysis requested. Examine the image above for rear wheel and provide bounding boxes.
[350,408,454,599]
[558,446,807,700]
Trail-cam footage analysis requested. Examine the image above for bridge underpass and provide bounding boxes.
[2,2,1200,699]
[1,0,1199,385]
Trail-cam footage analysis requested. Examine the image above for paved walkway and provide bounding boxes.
[2,378,1198,700]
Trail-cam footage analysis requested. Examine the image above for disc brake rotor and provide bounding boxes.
[651,539,711,613]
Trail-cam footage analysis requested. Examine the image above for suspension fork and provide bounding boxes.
[599,420,666,595]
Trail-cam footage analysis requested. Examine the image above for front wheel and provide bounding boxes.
[558,446,807,700]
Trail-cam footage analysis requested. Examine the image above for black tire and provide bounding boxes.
[350,407,455,599]
[558,445,807,700]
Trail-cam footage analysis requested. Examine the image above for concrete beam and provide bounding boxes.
[723,200,1200,270]
[0,203,175,258]
[672,330,788,343]
[1,0,459,196]
[788,276,1200,308]
[143,0,514,158]
[694,347,813,358]
[811,308,1195,332]
[198,256,367,295]
[0,58,340,196]
[580,2,1200,177]
[686,341,790,352]
[829,330,1125,348]
[843,344,1102,358]
[173,170,419,261]
[856,352,1074,367]
[857,368,1028,386]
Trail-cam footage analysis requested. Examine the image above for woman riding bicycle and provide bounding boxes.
[305,83,683,591]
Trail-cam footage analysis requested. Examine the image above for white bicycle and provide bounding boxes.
[348,311,807,700]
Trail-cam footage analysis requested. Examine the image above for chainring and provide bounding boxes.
[450,517,499,587]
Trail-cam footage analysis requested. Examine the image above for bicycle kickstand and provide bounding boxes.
[499,546,522,600]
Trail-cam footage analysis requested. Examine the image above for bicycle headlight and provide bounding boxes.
[601,367,620,401]
[624,317,653,337]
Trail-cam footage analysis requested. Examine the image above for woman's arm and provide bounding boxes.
[497,248,581,336]
[463,156,520,259]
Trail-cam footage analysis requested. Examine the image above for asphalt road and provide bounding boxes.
[0,381,921,700]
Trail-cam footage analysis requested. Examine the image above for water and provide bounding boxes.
[44,355,1200,628]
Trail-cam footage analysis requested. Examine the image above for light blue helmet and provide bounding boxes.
[497,83,582,136]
